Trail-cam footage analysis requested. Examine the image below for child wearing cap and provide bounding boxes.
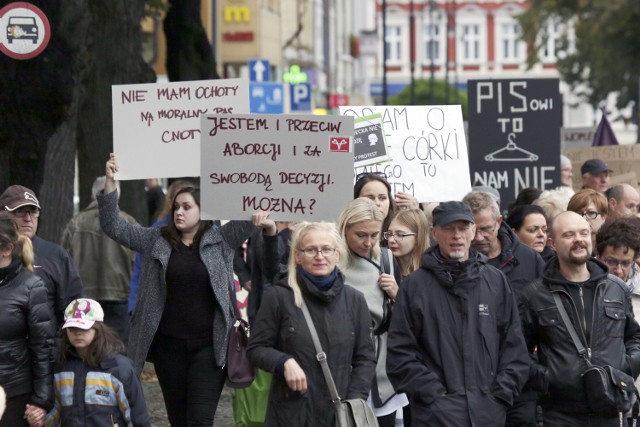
[45,299,150,427]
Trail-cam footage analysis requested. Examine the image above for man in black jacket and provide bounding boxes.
[463,190,544,426]
[519,211,640,425]
[387,201,529,427]
[0,185,83,329]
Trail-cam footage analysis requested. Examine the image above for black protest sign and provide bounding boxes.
[468,79,562,210]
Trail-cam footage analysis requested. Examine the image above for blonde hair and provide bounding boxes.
[287,222,347,307]
[0,212,34,271]
[389,209,430,277]
[337,198,384,266]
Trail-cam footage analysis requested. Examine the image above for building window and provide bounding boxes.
[385,25,403,62]
[423,24,440,61]
[500,23,522,61]
[461,24,480,61]
[540,21,561,62]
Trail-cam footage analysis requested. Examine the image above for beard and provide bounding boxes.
[567,243,590,265]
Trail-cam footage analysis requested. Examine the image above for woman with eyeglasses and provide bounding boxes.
[567,188,608,255]
[247,221,376,426]
[337,197,408,427]
[506,204,555,261]
[354,172,419,246]
[385,209,430,280]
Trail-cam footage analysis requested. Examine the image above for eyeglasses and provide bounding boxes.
[298,248,336,258]
[11,207,40,218]
[581,210,600,220]
[602,257,634,269]
[475,226,496,237]
[383,232,416,241]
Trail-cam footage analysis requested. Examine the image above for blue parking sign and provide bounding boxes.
[290,83,311,112]
[249,82,284,114]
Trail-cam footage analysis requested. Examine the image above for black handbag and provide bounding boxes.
[226,285,255,388]
[300,301,379,427]
[552,293,638,418]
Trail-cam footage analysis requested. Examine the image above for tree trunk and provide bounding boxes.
[76,0,155,226]
[0,0,76,242]
[164,0,219,81]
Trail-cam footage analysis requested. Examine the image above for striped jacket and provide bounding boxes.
[45,352,150,427]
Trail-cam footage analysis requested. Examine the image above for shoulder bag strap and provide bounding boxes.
[380,247,391,275]
[552,292,589,360]
[301,301,342,402]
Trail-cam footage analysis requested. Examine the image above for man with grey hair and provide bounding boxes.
[387,201,529,426]
[606,183,640,220]
[560,155,574,188]
[61,177,138,344]
[0,184,83,329]
[463,191,544,427]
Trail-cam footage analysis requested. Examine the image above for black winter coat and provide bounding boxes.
[0,260,54,410]
[387,247,530,427]
[519,257,640,415]
[247,270,376,427]
[491,223,544,292]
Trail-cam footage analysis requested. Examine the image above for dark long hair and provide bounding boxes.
[160,186,213,249]
[59,323,125,368]
[353,173,397,239]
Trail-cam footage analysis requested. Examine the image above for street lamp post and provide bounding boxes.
[382,0,388,105]
[410,0,416,105]
[429,0,436,104]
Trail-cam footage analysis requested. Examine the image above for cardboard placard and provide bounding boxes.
[340,105,471,202]
[200,114,354,220]
[468,79,563,209]
[112,78,249,179]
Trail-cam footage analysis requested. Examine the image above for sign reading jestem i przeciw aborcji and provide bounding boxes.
[200,114,354,221]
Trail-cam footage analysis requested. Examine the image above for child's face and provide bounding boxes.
[66,327,96,356]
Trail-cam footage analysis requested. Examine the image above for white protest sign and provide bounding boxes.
[200,114,354,221]
[340,105,471,202]
[112,78,249,179]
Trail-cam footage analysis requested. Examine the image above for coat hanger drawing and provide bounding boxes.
[484,133,539,162]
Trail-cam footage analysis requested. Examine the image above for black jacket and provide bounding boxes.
[33,236,83,329]
[518,257,640,414]
[490,223,544,293]
[387,247,529,427]
[247,270,376,427]
[0,260,54,410]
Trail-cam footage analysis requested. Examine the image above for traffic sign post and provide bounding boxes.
[290,83,312,112]
[248,59,270,82]
[249,82,284,114]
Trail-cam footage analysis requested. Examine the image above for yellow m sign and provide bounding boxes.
[224,6,250,23]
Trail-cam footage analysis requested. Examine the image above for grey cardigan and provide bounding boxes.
[97,190,255,374]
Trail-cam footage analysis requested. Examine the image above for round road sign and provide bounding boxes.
[0,2,50,60]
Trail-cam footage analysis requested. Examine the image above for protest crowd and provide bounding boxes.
[2,86,640,427]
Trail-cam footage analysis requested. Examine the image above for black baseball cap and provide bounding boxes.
[581,159,612,175]
[432,201,475,227]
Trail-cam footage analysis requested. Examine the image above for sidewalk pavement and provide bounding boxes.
[141,363,235,426]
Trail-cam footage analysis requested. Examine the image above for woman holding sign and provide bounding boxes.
[338,197,408,426]
[98,153,271,426]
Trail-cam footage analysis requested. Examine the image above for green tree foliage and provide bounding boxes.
[388,79,469,120]
[518,0,640,109]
